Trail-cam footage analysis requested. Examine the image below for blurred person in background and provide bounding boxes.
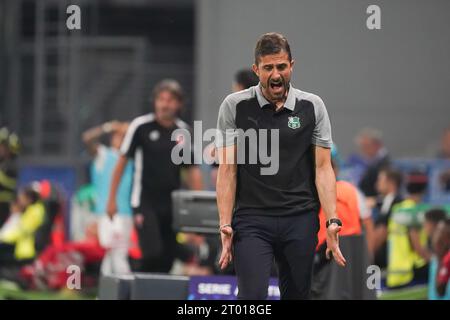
[424,209,450,300]
[437,127,450,192]
[355,128,390,198]
[82,120,133,275]
[20,213,106,291]
[423,208,448,250]
[386,171,432,288]
[372,168,404,269]
[0,127,20,228]
[0,185,45,268]
[107,79,203,273]
[232,68,260,93]
[432,219,450,298]
[0,200,22,244]
[209,68,260,188]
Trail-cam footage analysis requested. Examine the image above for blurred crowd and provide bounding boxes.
[0,70,449,299]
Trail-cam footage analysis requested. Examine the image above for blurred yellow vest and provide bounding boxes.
[1,202,45,260]
[387,199,428,288]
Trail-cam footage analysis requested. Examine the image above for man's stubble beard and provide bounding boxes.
[263,76,290,104]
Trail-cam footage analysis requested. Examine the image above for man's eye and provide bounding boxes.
[264,66,272,71]
[277,65,287,71]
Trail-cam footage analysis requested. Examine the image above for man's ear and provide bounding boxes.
[252,63,259,78]
[290,59,295,72]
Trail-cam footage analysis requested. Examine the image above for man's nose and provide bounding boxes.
[271,71,281,80]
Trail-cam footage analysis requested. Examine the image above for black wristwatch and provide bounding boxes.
[326,218,342,229]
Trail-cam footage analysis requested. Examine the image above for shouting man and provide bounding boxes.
[215,32,345,300]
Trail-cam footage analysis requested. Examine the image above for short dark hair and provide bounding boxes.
[425,208,448,224]
[234,69,259,89]
[254,32,292,65]
[380,167,403,189]
[152,79,184,103]
[405,170,428,195]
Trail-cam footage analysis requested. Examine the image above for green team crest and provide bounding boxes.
[288,116,301,129]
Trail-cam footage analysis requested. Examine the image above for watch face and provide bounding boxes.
[327,219,342,228]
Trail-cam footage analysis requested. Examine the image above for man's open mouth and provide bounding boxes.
[270,80,283,90]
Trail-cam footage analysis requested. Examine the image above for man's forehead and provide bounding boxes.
[258,51,291,65]
[157,90,178,100]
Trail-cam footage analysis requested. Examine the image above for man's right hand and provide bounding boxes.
[218,225,233,270]
[102,120,121,133]
[106,198,117,220]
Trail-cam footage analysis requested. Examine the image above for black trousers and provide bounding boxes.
[232,211,319,300]
[135,196,177,273]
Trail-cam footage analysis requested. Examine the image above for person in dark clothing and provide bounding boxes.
[107,79,203,273]
[355,128,390,198]
[233,69,260,93]
[216,33,345,300]
[372,167,403,268]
